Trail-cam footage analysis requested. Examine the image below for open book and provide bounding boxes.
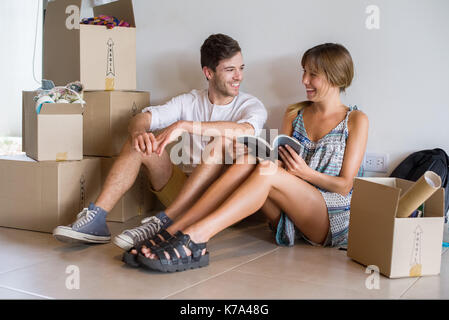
[236,134,303,162]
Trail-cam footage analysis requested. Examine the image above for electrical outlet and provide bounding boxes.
[363,152,389,173]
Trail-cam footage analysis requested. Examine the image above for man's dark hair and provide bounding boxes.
[200,34,241,71]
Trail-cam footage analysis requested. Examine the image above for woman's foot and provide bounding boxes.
[142,227,207,259]
[122,229,173,268]
[137,231,209,272]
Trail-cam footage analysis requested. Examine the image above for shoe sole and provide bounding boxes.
[53,227,110,244]
[137,253,209,272]
[113,235,134,251]
[122,251,140,268]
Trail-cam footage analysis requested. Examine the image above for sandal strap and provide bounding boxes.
[170,237,190,264]
[159,229,172,240]
[137,236,160,251]
[152,246,169,265]
[137,230,171,251]
[149,231,207,265]
[174,231,207,262]
[152,242,180,266]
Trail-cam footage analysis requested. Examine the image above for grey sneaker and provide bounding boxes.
[53,203,111,244]
[113,216,164,251]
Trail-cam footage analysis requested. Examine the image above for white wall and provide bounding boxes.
[2,0,449,176]
[133,0,449,175]
[0,0,42,137]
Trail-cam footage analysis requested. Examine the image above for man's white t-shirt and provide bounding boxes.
[141,89,267,173]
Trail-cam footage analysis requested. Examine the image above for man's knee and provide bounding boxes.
[119,136,144,158]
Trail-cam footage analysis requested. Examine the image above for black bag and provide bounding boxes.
[390,148,449,221]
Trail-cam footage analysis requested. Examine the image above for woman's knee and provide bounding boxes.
[255,160,280,177]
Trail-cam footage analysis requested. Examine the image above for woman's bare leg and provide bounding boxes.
[137,154,257,255]
[260,197,282,229]
[145,161,330,259]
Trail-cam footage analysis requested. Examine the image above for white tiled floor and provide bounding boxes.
[0,214,447,300]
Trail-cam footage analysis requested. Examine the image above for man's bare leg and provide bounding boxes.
[53,136,174,244]
[95,137,173,212]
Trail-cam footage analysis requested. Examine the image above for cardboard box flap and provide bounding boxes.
[359,177,397,188]
[348,178,401,276]
[23,92,38,116]
[422,188,445,218]
[39,103,84,115]
[395,178,415,196]
[93,0,136,27]
[43,0,81,86]
[352,178,401,220]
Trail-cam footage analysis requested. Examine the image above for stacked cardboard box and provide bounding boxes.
[0,0,155,233]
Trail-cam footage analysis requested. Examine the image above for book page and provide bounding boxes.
[236,135,273,161]
[273,135,303,155]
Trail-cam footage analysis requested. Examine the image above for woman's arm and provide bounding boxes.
[280,110,369,195]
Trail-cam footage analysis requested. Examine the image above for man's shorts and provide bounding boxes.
[149,164,188,208]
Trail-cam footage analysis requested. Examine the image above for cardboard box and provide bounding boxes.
[22,91,83,161]
[347,177,445,278]
[0,155,101,233]
[83,91,150,157]
[43,0,136,91]
[100,157,155,222]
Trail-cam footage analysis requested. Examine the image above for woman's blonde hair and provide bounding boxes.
[302,43,354,92]
[287,43,354,117]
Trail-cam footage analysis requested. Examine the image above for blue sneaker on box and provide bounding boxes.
[53,203,111,244]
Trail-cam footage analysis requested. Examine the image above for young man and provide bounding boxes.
[52,33,267,247]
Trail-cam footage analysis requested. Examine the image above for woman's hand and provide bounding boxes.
[278,145,310,178]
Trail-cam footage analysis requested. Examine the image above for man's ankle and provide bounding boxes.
[90,203,109,216]
[155,211,173,228]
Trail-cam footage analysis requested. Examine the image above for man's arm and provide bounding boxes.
[127,112,157,155]
[181,120,255,137]
[153,120,255,156]
[128,112,152,134]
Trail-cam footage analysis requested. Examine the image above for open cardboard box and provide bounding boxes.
[22,91,83,161]
[0,155,101,233]
[347,177,445,278]
[83,90,150,157]
[43,0,136,91]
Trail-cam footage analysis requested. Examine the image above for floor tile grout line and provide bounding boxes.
[160,247,280,299]
[397,246,449,298]
[0,254,62,277]
[0,262,50,277]
[0,285,54,300]
[398,277,422,299]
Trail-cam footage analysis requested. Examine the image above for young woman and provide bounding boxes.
[133,43,369,272]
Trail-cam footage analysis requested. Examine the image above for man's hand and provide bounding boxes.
[131,131,157,156]
[154,121,187,156]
